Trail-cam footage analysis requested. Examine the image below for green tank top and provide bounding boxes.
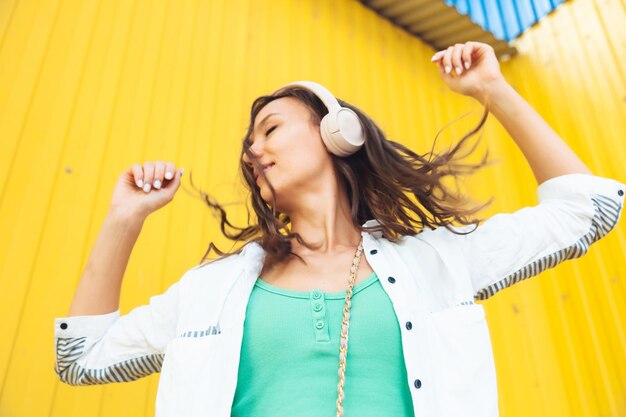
[231,272,415,416]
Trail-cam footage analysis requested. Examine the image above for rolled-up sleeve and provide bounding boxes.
[54,277,181,385]
[455,173,625,301]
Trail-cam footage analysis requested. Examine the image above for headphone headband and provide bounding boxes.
[275,81,341,112]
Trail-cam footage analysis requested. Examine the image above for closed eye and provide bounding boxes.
[265,125,277,136]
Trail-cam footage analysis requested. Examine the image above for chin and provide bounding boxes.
[258,184,277,205]
[258,184,290,212]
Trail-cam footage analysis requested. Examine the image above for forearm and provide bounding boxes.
[67,209,146,316]
[477,79,592,185]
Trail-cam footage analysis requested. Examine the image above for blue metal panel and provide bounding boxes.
[468,0,487,30]
[515,0,537,29]
[444,0,566,41]
[485,0,506,39]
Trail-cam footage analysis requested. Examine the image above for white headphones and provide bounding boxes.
[271,81,365,157]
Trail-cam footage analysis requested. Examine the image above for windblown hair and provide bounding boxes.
[192,86,495,271]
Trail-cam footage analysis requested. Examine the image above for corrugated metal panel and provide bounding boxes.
[445,0,568,41]
[498,1,626,413]
[362,0,518,57]
[0,0,624,416]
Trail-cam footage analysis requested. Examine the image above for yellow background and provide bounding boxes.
[0,0,624,415]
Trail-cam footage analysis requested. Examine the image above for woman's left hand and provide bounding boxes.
[431,41,505,104]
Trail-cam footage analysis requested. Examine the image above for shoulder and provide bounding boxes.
[177,243,257,289]
[383,224,475,245]
[362,218,475,248]
[372,225,477,265]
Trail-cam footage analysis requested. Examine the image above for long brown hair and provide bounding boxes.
[191,86,495,270]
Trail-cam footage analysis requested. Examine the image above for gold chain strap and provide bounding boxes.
[335,237,364,417]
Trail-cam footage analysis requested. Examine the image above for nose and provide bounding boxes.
[243,142,263,167]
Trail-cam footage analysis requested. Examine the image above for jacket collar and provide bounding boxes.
[361,219,383,238]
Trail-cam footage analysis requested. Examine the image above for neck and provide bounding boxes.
[285,181,361,255]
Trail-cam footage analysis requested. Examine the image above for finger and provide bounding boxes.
[462,42,474,70]
[442,46,454,75]
[142,162,155,193]
[436,59,446,77]
[164,161,176,181]
[451,43,465,75]
[131,163,144,188]
[153,160,165,189]
[430,50,444,62]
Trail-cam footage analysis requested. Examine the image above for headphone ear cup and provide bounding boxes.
[320,108,364,157]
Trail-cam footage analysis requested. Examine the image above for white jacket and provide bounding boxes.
[54,173,624,417]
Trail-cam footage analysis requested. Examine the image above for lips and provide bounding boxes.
[254,162,275,181]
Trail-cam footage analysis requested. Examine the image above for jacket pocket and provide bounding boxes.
[427,304,499,417]
[162,331,225,389]
[157,325,240,417]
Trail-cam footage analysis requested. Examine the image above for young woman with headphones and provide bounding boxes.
[55,41,624,417]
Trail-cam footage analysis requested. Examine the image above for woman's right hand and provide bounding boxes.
[109,161,184,220]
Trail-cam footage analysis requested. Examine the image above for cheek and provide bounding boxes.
[281,154,324,183]
[290,139,328,170]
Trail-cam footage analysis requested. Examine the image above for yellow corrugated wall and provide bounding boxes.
[0,0,624,415]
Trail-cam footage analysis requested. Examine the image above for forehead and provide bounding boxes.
[254,96,311,125]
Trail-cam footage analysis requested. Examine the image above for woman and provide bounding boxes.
[54,42,624,417]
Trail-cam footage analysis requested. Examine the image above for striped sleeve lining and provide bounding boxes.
[178,325,221,338]
[55,336,163,385]
[474,193,622,301]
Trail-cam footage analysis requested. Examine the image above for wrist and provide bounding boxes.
[106,206,148,226]
[473,76,510,106]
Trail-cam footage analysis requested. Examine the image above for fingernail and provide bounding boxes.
[153,179,161,189]
[455,66,462,74]
[143,183,151,192]
[165,171,173,180]
[445,65,451,74]
[464,61,470,70]
[431,51,442,61]
[137,179,143,188]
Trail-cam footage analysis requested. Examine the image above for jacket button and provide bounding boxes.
[405,321,412,330]
[60,323,68,330]
[370,249,378,255]
[618,190,624,196]
[387,276,396,284]
[414,379,422,389]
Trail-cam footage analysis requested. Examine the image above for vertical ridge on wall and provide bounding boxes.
[0,0,624,416]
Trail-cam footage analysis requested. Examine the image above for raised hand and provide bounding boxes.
[109,161,184,220]
[431,41,505,104]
